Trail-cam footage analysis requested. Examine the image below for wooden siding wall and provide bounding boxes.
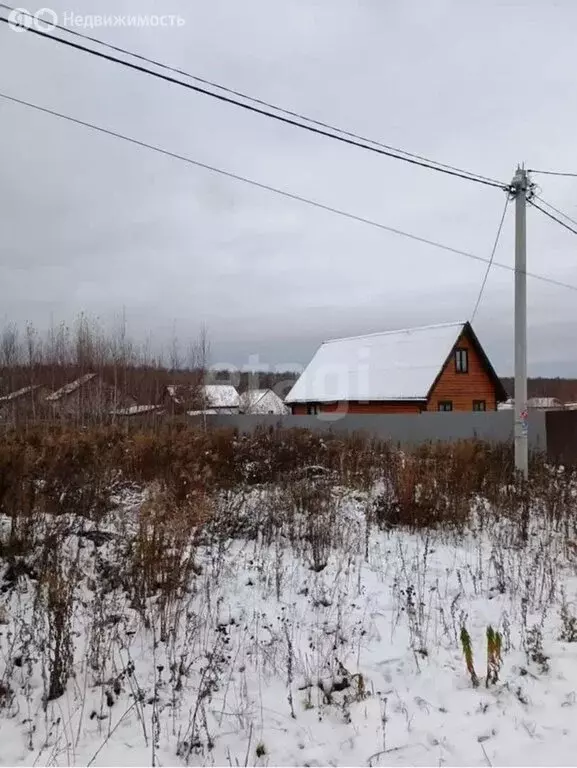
[427,332,497,411]
[291,401,423,415]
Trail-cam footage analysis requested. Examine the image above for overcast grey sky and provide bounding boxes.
[1,0,577,375]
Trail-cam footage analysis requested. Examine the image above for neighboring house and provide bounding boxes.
[240,388,289,415]
[527,397,563,410]
[0,384,49,424]
[199,384,240,414]
[499,397,565,411]
[286,321,507,414]
[46,373,131,418]
[164,383,240,415]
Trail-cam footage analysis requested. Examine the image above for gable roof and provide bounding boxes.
[286,321,506,404]
[240,389,268,410]
[240,388,288,414]
[202,384,240,409]
[46,373,97,402]
[0,384,42,403]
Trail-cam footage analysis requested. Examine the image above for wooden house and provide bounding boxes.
[286,321,506,415]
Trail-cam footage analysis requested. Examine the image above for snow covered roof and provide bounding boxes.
[46,373,97,402]
[202,384,240,409]
[240,389,288,414]
[527,397,563,409]
[286,321,487,403]
[111,404,161,416]
[0,385,41,403]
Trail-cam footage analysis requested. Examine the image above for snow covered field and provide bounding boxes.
[2,477,577,766]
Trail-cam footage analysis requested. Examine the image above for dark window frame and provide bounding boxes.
[306,404,320,415]
[473,400,486,412]
[455,347,469,374]
[438,401,453,412]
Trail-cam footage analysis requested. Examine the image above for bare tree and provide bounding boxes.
[109,309,134,411]
[169,321,181,373]
[0,322,20,393]
[1,321,20,368]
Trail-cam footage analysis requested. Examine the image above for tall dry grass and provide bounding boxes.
[0,422,575,753]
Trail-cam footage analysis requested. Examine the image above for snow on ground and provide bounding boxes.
[1,487,577,766]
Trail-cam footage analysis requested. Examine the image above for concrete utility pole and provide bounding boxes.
[511,165,529,479]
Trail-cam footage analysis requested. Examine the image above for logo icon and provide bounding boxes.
[34,7,57,31]
[7,6,57,32]
[7,7,32,31]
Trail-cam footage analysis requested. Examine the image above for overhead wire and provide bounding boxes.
[533,195,577,230]
[471,195,510,321]
[528,169,577,178]
[0,3,506,189]
[0,11,509,190]
[1,90,576,295]
[528,199,577,237]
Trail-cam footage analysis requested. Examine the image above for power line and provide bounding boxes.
[528,198,577,237]
[528,169,577,178]
[533,195,577,229]
[471,195,509,321]
[0,13,508,191]
[0,3,506,190]
[1,90,576,294]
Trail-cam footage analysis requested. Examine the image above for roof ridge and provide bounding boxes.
[246,388,268,404]
[322,320,467,345]
[46,372,97,401]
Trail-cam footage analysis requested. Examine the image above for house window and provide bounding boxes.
[455,348,468,373]
[473,400,486,412]
[438,401,453,412]
[307,404,320,415]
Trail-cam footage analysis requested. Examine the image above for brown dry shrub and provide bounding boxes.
[123,486,210,621]
[374,440,517,531]
[0,425,572,558]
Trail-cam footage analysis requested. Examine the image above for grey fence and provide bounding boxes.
[189,411,547,452]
